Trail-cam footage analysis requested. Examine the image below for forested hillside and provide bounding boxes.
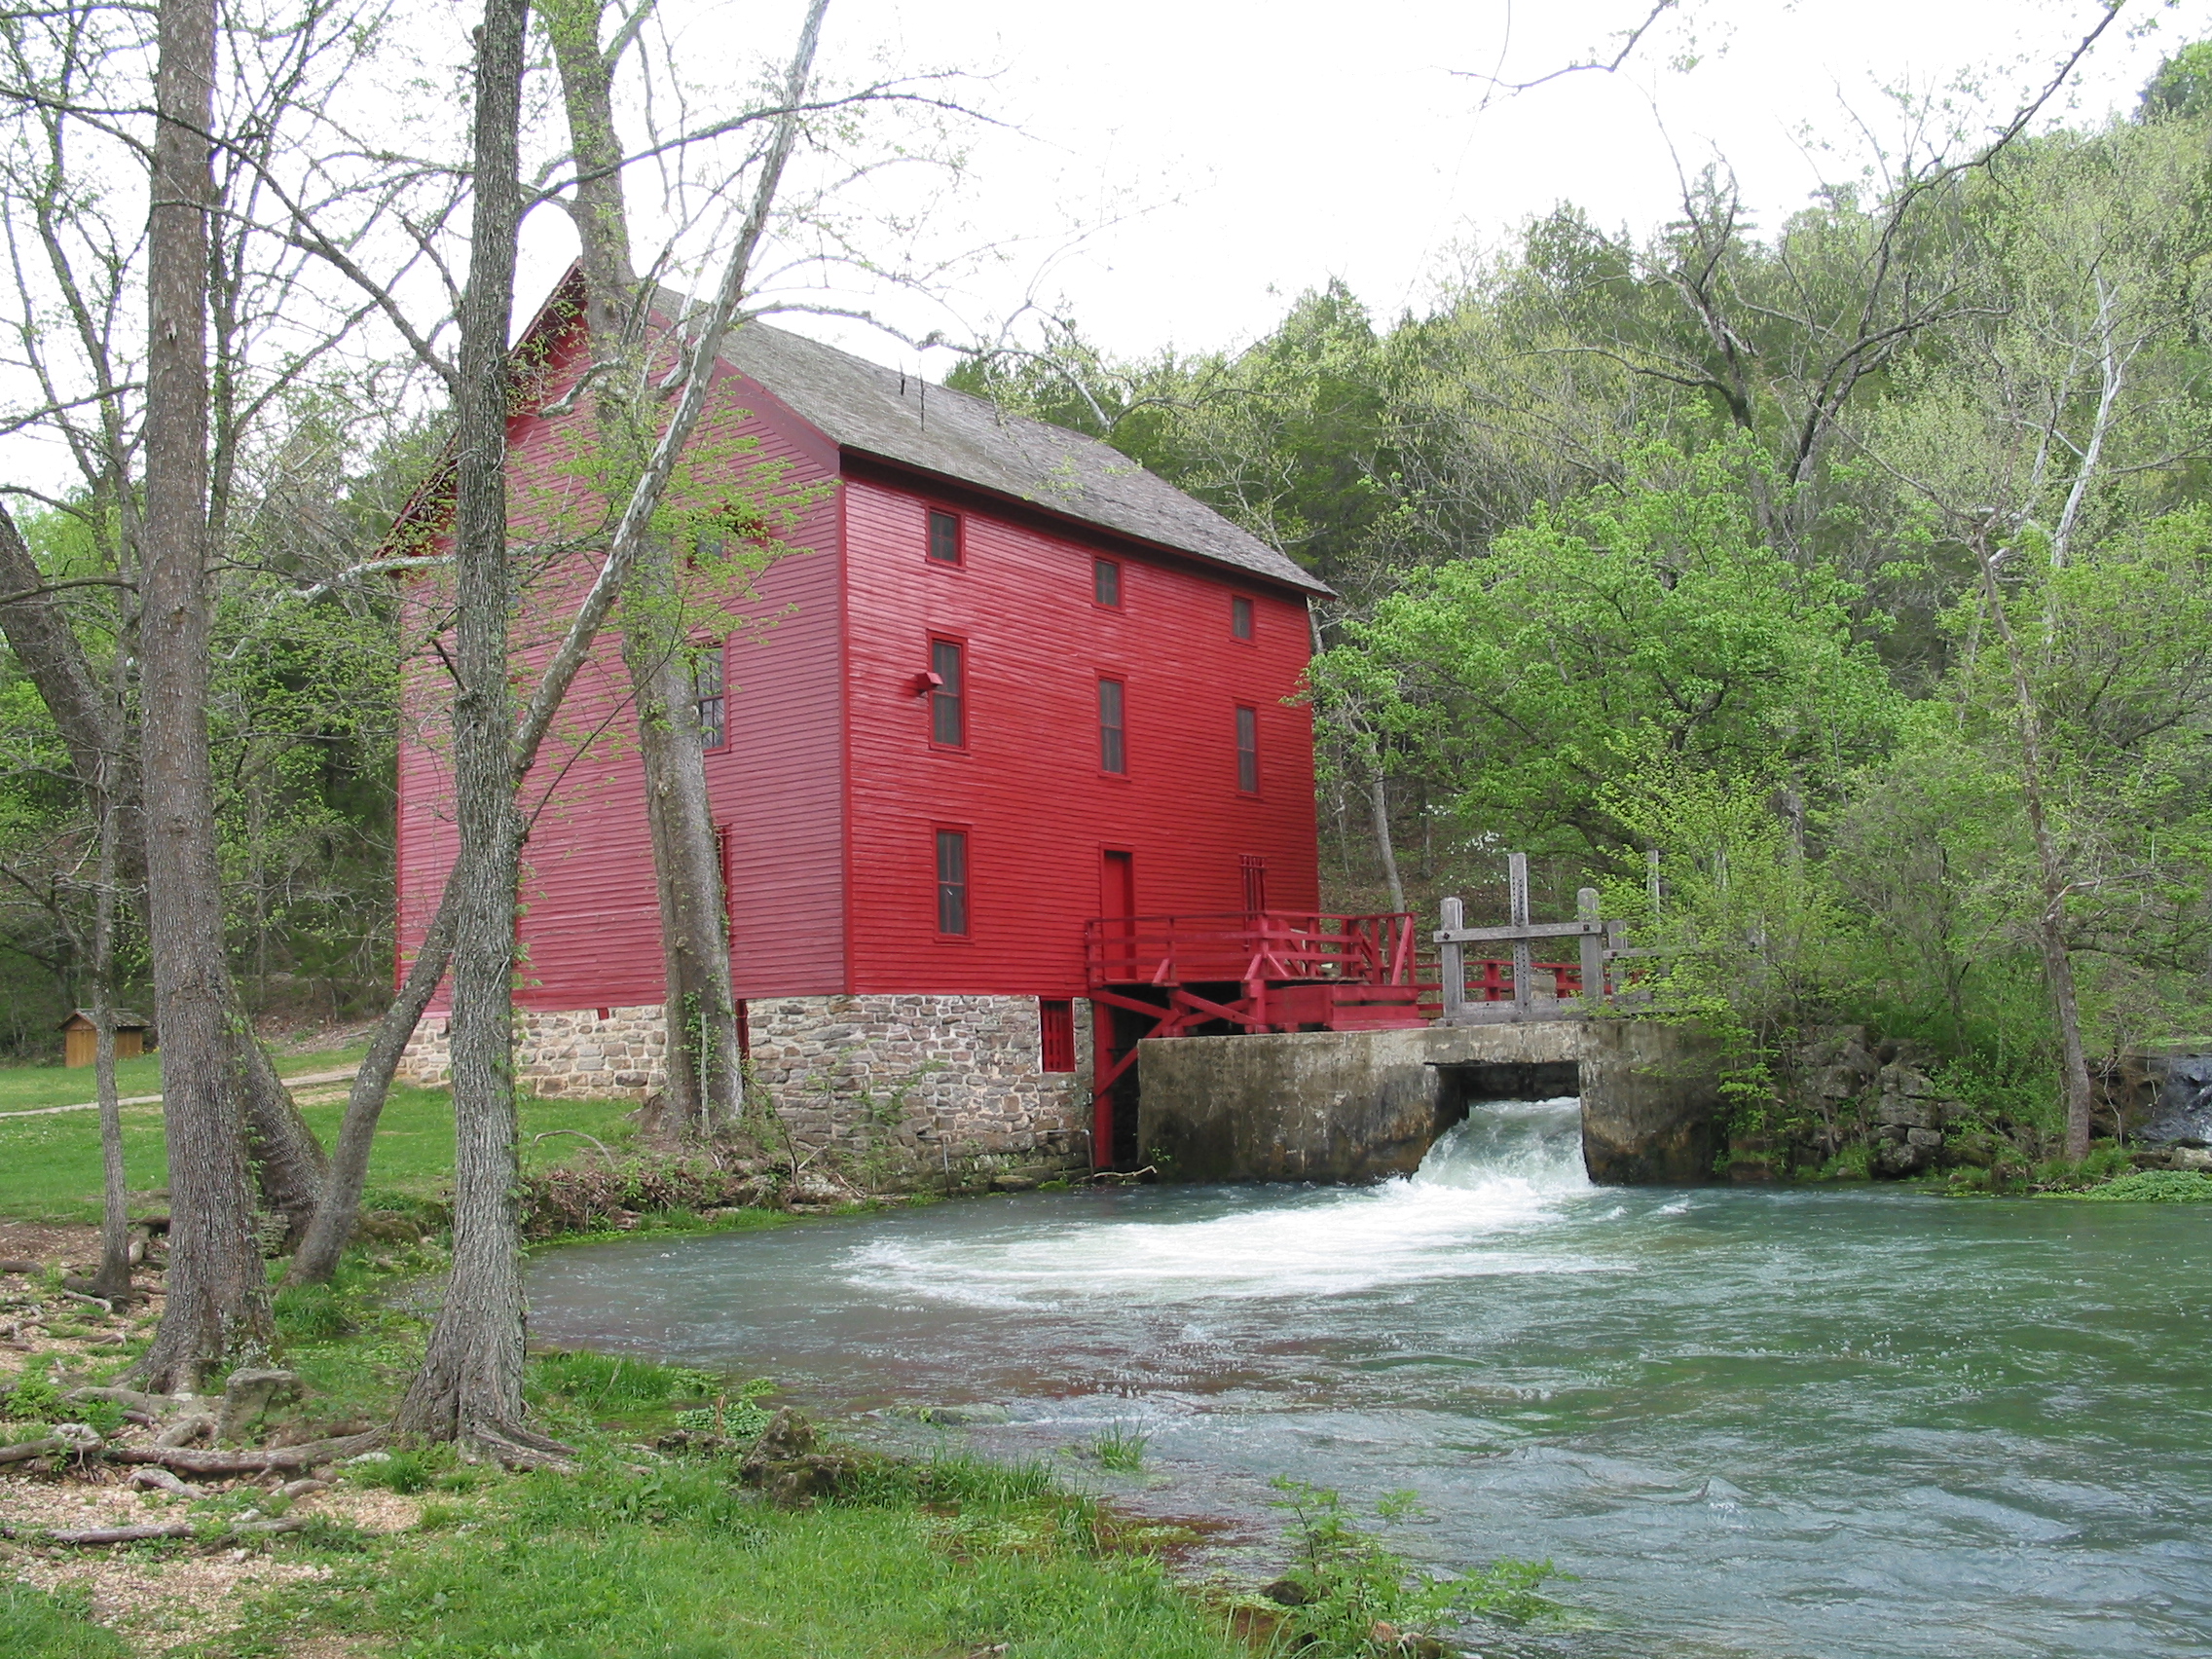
[7,37,2210,1155]
[949,53,2212,1146]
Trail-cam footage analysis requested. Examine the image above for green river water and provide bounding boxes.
[525,1098,2211,1657]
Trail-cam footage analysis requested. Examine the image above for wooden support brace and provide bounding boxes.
[1578,887,1604,1006]
[1438,897,1464,1020]
[1509,853,1533,1017]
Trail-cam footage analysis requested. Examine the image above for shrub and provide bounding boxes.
[527,1350,723,1413]
[275,1282,353,1342]
[518,1161,776,1238]
[2076,1169,2212,1202]
[1264,1478,1566,1653]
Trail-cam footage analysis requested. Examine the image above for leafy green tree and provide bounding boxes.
[1316,443,1901,864]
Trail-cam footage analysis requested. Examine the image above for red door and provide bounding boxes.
[1100,848,1135,921]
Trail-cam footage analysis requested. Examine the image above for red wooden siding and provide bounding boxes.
[394,323,849,1011]
[394,301,1322,1015]
[839,463,1319,998]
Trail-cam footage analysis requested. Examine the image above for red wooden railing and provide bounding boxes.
[1460,958,1581,1001]
[1085,910,1419,989]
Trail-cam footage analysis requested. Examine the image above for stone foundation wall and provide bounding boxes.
[398,993,1093,1184]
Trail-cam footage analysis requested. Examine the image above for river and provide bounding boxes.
[525,1098,2212,1657]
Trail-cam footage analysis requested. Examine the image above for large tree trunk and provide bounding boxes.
[626,645,744,1132]
[286,892,457,1286]
[1973,535,2096,1161]
[0,503,327,1230]
[136,0,273,1391]
[548,0,743,1135]
[233,1021,328,1236]
[393,0,566,1462]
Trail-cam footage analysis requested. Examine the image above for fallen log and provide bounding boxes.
[5,1515,308,1547]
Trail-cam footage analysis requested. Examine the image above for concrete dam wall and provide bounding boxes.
[1136,1019,1723,1185]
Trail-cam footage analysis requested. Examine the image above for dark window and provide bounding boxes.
[693,645,726,750]
[1240,854,1269,912]
[936,830,970,935]
[1098,678,1126,774]
[928,509,962,564]
[931,639,965,746]
[1093,556,1122,608]
[1040,999,1076,1072]
[734,999,752,1058]
[1235,705,1259,793]
[1232,595,1254,641]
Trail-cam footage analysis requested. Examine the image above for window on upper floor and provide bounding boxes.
[1232,595,1254,641]
[693,645,726,750]
[936,829,970,936]
[1235,704,1259,794]
[1093,556,1122,608]
[1098,678,1126,775]
[931,638,966,747]
[928,509,963,565]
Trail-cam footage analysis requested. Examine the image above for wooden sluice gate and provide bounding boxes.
[1107,854,1721,1186]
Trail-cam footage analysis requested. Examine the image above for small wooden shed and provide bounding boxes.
[59,1010,151,1068]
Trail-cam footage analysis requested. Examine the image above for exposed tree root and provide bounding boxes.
[456,1419,578,1472]
[0,1435,83,1466]
[104,1428,384,1475]
[69,1384,174,1416]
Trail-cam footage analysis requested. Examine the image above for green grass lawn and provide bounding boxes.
[0,1049,640,1222]
[0,1043,370,1114]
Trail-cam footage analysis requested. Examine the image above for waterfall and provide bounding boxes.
[1411,1095,1591,1196]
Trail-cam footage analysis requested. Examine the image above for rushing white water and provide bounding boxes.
[845,1097,1604,1309]
[525,1094,2212,1659]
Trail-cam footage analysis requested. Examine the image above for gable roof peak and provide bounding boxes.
[637,296,1328,596]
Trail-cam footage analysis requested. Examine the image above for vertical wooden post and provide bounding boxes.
[1577,887,1603,1009]
[1091,1001,1116,1169]
[1509,852,1533,1017]
[1438,897,1464,1023]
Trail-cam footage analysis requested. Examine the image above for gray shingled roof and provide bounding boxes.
[710,320,1330,596]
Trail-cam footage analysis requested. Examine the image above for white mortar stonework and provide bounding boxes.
[397,993,1094,1181]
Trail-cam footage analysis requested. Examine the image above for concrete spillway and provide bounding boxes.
[1135,1018,1724,1185]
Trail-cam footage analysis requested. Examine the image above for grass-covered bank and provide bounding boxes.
[3,1212,1561,1657]
[0,1046,640,1224]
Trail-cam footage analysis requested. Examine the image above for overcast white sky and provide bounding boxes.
[699,0,2212,376]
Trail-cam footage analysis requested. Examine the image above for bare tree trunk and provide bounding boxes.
[1973,533,2095,1161]
[0,509,325,1235]
[88,746,131,1302]
[393,0,567,1461]
[286,892,456,1286]
[136,0,273,1391]
[1363,735,1405,914]
[548,0,742,1134]
[232,1021,327,1237]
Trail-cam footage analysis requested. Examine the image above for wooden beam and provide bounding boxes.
[1578,887,1604,1005]
[1431,919,1604,943]
[1508,853,1532,1017]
